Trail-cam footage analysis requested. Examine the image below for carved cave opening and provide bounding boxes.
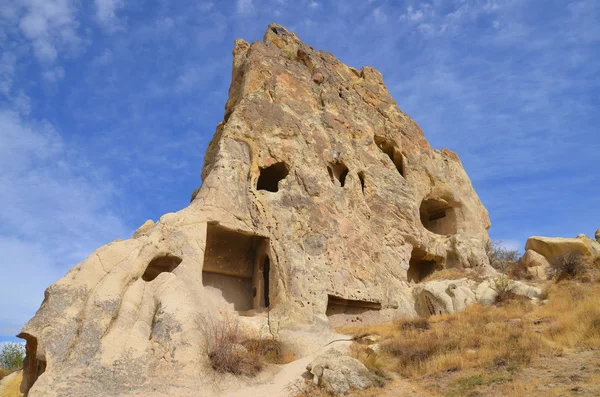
[202,223,271,312]
[326,295,382,328]
[375,137,405,178]
[142,254,183,282]
[327,161,349,187]
[420,198,458,235]
[407,247,442,283]
[257,162,289,192]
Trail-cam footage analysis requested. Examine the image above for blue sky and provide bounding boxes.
[0,0,598,341]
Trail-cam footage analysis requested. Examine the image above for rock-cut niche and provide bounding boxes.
[419,198,458,235]
[407,247,442,283]
[325,295,381,328]
[375,136,404,178]
[257,162,289,192]
[202,223,271,312]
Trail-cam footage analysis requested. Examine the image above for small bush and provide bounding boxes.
[486,241,519,274]
[199,314,292,377]
[0,342,25,370]
[200,315,260,376]
[491,276,518,305]
[549,251,587,281]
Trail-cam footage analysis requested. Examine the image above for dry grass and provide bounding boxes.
[421,267,487,283]
[549,251,588,281]
[340,281,600,382]
[199,314,295,377]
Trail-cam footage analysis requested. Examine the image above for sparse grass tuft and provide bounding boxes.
[422,268,471,282]
[348,344,391,387]
[491,276,527,305]
[199,314,294,377]
[549,250,587,281]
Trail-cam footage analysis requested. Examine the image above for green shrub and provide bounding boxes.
[0,342,25,370]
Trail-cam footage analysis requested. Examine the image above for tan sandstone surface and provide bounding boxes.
[18,24,509,396]
[525,234,600,263]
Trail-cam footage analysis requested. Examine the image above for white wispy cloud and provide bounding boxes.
[0,110,130,335]
[94,0,126,32]
[17,0,81,62]
[236,0,254,15]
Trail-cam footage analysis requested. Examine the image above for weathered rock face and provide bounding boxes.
[18,24,491,396]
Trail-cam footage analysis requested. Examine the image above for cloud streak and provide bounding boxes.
[0,110,130,335]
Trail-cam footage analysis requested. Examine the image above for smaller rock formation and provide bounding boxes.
[306,348,373,395]
[413,278,542,316]
[525,234,600,263]
[596,229,600,243]
[518,250,550,280]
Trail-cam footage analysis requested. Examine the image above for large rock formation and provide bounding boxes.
[17,24,492,396]
[525,234,600,263]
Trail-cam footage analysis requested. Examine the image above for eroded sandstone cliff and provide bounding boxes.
[18,24,493,396]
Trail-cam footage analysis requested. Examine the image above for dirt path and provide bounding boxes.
[225,356,313,397]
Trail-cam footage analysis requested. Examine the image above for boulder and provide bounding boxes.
[596,228,600,243]
[413,279,477,316]
[18,24,493,396]
[306,348,373,395]
[578,234,600,257]
[415,278,542,314]
[132,219,154,238]
[525,235,595,262]
[519,249,550,280]
[475,278,542,305]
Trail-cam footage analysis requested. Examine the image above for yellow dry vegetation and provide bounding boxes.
[333,281,600,396]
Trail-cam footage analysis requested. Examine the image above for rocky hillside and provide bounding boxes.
[13,24,568,397]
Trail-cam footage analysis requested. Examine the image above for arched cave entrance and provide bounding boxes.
[257,162,289,192]
[142,254,183,282]
[407,247,442,283]
[202,223,271,312]
[420,198,458,235]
